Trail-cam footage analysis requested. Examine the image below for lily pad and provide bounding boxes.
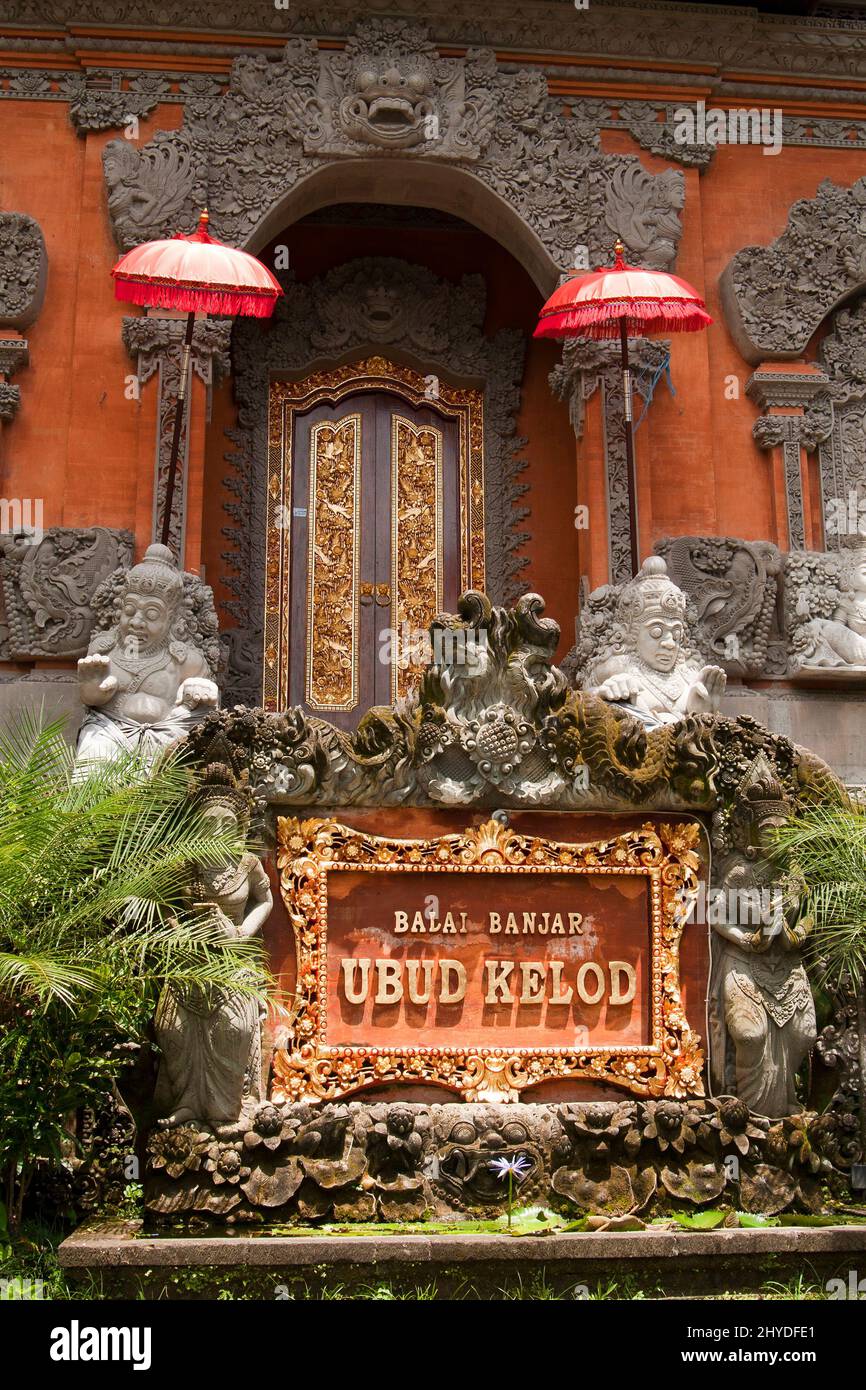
[669,1208,727,1230]
[661,1160,726,1205]
[502,1206,570,1236]
[241,1157,304,1208]
[738,1164,797,1216]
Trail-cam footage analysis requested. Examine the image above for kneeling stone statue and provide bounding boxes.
[578,556,726,724]
[76,543,220,769]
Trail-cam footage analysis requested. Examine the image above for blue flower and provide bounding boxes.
[488,1153,532,1180]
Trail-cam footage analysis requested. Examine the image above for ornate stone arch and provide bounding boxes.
[221,256,530,705]
[101,19,685,288]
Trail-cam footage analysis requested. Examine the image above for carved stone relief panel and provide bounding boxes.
[815,302,866,553]
[721,175,866,365]
[0,526,134,662]
[100,19,685,283]
[0,213,47,331]
[654,536,786,678]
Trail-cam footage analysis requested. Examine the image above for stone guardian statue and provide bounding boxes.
[75,543,219,768]
[585,556,726,724]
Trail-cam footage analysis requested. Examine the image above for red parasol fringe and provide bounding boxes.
[534,299,712,340]
[114,278,279,318]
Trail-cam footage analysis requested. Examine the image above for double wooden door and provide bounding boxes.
[287,390,462,729]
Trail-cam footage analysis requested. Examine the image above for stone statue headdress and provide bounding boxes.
[730,751,790,854]
[194,760,253,829]
[616,556,688,628]
[193,731,254,830]
[122,543,184,606]
[87,543,220,676]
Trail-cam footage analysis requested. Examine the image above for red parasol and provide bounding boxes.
[534,240,711,574]
[112,210,283,549]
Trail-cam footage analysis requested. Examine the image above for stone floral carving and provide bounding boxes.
[655,536,785,677]
[101,19,684,277]
[708,755,817,1118]
[0,212,47,329]
[153,760,272,1133]
[785,547,866,675]
[143,1095,853,1225]
[721,174,866,364]
[575,557,727,725]
[0,526,133,661]
[75,543,220,768]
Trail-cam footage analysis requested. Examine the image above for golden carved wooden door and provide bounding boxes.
[286,390,461,729]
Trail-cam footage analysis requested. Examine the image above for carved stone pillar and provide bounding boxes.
[122,315,230,558]
[747,368,831,552]
[551,338,670,585]
[0,213,47,447]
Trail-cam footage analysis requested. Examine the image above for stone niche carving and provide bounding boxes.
[654,536,786,678]
[566,557,727,726]
[784,546,866,677]
[101,19,685,278]
[720,174,866,365]
[223,257,528,707]
[0,213,47,330]
[0,526,134,662]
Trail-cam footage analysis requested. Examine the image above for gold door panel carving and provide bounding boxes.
[264,356,485,715]
[391,415,443,702]
[305,415,361,712]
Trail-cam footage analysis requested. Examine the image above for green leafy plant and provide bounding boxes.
[0,715,272,1237]
[771,797,866,1160]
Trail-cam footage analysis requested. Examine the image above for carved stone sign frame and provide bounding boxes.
[272,815,704,1105]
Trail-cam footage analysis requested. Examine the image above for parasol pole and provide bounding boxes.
[619,312,639,577]
[160,308,196,550]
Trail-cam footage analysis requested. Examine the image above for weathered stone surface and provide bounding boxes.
[142,1098,855,1226]
[0,526,133,661]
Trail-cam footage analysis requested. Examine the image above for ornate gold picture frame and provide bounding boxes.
[272,816,705,1105]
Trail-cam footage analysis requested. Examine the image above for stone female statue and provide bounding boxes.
[153,766,272,1133]
[76,543,219,768]
[586,557,726,725]
[708,757,816,1118]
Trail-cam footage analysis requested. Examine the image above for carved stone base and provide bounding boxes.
[144,1099,855,1226]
